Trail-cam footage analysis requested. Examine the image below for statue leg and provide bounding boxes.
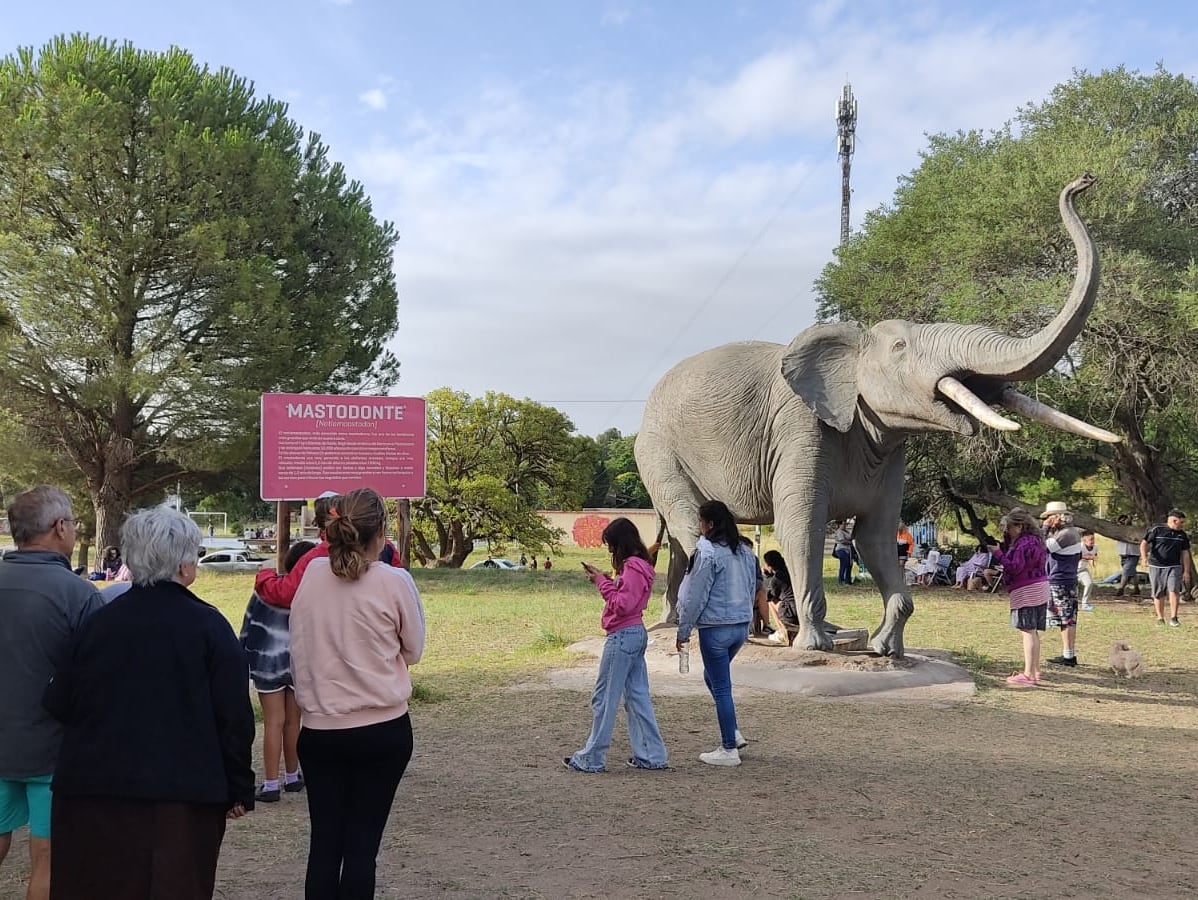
[662,533,691,625]
[852,515,913,659]
[777,505,834,652]
[637,450,702,625]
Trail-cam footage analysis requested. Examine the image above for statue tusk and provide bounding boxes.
[936,376,1021,431]
[1000,388,1122,443]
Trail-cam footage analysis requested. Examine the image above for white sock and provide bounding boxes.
[1063,649,1075,659]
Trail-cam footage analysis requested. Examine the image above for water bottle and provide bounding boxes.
[678,645,690,674]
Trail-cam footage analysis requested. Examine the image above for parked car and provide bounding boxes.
[469,558,524,570]
[196,550,273,573]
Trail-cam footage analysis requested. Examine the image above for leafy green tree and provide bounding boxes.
[817,66,1198,532]
[412,389,591,567]
[583,428,650,508]
[0,407,101,567]
[0,35,400,549]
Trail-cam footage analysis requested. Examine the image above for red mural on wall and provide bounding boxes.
[572,515,611,548]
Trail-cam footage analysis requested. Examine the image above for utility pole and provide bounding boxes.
[835,82,857,248]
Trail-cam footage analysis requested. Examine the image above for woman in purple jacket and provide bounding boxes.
[566,518,668,772]
[988,508,1050,687]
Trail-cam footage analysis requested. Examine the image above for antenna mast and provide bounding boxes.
[835,82,857,247]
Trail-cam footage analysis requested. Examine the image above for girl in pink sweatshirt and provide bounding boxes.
[289,488,425,897]
[567,518,668,772]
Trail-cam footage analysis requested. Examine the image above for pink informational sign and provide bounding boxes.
[260,394,427,500]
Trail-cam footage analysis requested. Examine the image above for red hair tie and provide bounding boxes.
[328,508,340,519]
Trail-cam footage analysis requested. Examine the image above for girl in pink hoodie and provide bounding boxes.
[567,518,668,772]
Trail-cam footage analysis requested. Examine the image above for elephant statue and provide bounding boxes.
[635,174,1118,658]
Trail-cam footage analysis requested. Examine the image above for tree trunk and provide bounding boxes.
[438,520,473,568]
[946,484,1143,543]
[76,541,91,572]
[411,530,435,566]
[92,462,134,553]
[1107,419,1171,524]
[941,479,1001,544]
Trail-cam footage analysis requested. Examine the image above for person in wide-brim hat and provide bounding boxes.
[1040,501,1071,520]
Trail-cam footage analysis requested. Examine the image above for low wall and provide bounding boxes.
[540,508,660,549]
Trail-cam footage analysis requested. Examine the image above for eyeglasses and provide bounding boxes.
[58,517,82,528]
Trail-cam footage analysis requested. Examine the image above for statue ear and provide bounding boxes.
[781,323,864,433]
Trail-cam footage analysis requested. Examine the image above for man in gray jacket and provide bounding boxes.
[0,486,103,900]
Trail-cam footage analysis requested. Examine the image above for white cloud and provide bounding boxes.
[601,5,631,27]
[359,88,387,111]
[353,11,1104,435]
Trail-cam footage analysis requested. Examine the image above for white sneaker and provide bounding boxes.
[699,746,741,767]
[734,729,747,750]
[768,631,785,643]
[1081,603,1095,611]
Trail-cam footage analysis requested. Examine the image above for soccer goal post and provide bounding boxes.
[188,512,228,535]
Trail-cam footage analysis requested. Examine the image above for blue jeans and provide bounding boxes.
[833,547,853,584]
[570,625,668,771]
[698,623,748,750]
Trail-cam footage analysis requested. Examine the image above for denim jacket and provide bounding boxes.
[676,537,755,641]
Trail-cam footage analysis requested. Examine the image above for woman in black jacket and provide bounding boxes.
[44,507,255,900]
[762,550,798,645]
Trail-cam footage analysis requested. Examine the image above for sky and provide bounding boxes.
[3,1,1195,437]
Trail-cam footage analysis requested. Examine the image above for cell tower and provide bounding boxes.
[835,82,858,247]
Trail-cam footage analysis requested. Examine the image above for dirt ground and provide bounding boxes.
[5,642,1198,899]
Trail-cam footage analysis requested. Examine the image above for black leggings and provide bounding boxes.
[297,715,414,900]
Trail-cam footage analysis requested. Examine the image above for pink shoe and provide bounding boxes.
[1032,673,1043,684]
[1006,673,1037,687]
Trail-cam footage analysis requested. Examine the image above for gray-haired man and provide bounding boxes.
[0,486,103,900]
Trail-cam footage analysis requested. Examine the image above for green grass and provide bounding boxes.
[950,646,1003,689]
[199,547,1198,704]
[199,563,607,701]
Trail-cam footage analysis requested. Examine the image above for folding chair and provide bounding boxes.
[987,565,1004,593]
[932,554,953,586]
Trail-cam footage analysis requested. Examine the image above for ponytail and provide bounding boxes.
[325,488,387,581]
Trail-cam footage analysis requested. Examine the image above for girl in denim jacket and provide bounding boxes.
[676,500,756,766]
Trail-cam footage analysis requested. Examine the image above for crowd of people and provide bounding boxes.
[517,553,552,570]
[0,484,425,900]
[1,479,1193,896]
[987,502,1191,686]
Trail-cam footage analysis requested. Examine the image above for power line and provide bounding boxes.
[534,399,646,404]
[611,159,831,427]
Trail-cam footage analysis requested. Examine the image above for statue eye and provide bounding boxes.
[892,339,907,351]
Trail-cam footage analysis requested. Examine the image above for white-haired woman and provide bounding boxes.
[44,506,255,899]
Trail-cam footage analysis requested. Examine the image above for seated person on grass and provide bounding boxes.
[762,550,798,645]
[955,545,993,590]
